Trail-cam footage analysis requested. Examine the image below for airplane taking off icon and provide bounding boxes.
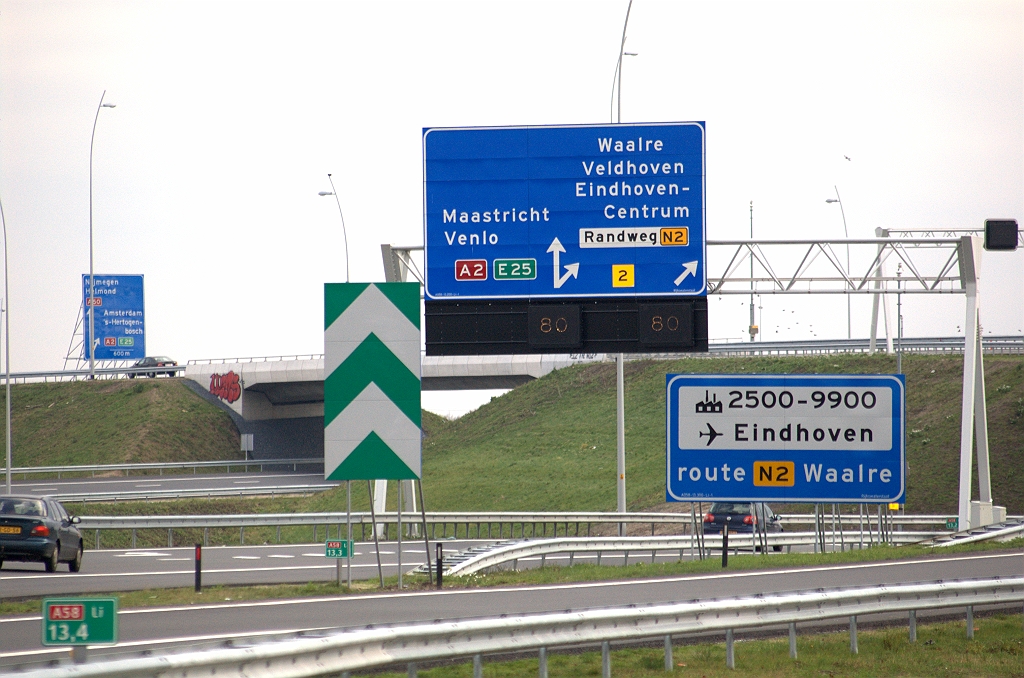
[698,423,721,446]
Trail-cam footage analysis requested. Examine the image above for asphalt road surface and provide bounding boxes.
[10,472,334,500]
[0,539,705,597]
[1,550,1020,668]
[0,540,476,597]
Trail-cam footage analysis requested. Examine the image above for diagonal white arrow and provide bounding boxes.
[674,260,699,286]
[547,237,580,289]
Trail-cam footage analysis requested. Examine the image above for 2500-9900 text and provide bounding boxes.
[727,390,877,410]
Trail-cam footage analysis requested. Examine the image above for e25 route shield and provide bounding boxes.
[666,374,905,503]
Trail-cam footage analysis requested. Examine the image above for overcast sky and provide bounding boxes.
[1,1,1021,412]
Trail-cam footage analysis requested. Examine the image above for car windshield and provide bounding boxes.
[709,502,751,515]
[0,499,46,517]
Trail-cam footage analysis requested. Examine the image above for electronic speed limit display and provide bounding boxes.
[666,374,905,503]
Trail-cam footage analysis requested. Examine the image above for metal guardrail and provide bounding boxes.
[3,458,324,479]
[188,354,323,365]
[705,335,1024,356]
[777,513,958,527]
[73,511,976,550]
[75,511,987,532]
[76,511,694,531]
[441,532,945,577]
[58,484,338,504]
[4,335,1022,386]
[0,364,187,384]
[17,577,1024,677]
[924,519,1024,548]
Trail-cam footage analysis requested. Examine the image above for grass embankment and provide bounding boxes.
[370,616,1023,677]
[57,354,1023,548]
[421,353,1024,516]
[0,378,241,468]
[10,354,1024,520]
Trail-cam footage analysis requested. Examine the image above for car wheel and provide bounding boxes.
[148,372,156,378]
[69,542,83,572]
[0,559,4,570]
[45,545,59,573]
[773,545,783,552]
[128,373,135,379]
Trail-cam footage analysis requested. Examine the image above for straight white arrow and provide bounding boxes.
[547,237,580,289]
[674,260,699,286]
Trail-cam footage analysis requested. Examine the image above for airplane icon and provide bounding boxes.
[698,423,722,446]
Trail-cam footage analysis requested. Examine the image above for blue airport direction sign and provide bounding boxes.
[666,374,905,503]
[82,274,146,361]
[423,123,706,300]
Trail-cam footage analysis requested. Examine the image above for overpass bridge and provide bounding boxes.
[182,352,602,460]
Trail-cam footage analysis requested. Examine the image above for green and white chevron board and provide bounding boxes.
[324,283,421,481]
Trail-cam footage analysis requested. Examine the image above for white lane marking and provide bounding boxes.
[232,556,260,560]
[30,487,58,492]
[232,480,260,485]
[116,551,171,558]
[0,625,338,660]
[134,483,161,487]
[3,551,1019,627]
[158,558,191,562]
[0,563,387,585]
[267,554,294,559]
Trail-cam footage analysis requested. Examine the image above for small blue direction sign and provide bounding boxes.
[666,374,905,503]
[423,123,706,300]
[81,274,145,361]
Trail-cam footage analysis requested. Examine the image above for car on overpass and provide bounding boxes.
[131,356,178,378]
[0,495,84,572]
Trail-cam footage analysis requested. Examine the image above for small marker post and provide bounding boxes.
[722,518,730,568]
[194,544,202,593]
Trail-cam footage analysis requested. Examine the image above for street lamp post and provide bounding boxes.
[319,173,350,283]
[609,0,636,536]
[1,194,10,493]
[88,91,116,379]
[825,187,851,339]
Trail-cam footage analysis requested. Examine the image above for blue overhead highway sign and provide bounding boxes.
[666,374,905,503]
[82,274,146,361]
[423,123,706,301]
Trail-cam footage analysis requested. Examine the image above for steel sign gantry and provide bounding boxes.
[384,234,1003,529]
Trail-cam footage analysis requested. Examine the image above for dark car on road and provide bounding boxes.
[703,501,784,550]
[130,356,177,378]
[0,496,84,572]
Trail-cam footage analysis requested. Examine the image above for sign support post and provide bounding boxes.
[957,236,997,529]
[397,479,403,589]
[616,354,626,535]
[346,480,352,588]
